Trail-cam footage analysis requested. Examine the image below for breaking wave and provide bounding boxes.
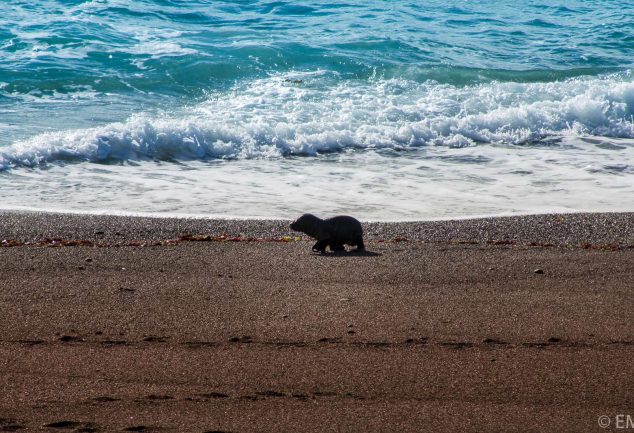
[2,71,633,169]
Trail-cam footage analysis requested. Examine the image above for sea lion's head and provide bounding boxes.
[290,213,320,232]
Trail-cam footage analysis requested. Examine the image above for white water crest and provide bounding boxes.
[1,71,633,169]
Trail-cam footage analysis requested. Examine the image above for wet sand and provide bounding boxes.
[1,212,633,432]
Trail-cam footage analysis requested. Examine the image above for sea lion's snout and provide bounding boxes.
[291,217,304,232]
[290,214,307,231]
[290,214,315,233]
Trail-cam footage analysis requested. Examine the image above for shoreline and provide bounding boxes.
[1,209,633,247]
[3,205,634,222]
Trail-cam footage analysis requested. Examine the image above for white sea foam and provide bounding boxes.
[1,72,633,169]
[1,136,633,220]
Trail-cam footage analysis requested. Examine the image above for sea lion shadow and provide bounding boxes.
[313,249,381,257]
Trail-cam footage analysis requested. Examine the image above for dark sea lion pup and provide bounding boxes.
[290,214,365,253]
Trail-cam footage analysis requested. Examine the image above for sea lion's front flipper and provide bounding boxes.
[312,240,327,253]
[330,243,345,252]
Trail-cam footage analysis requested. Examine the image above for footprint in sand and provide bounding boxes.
[142,336,167,343]
[228,336,252,343]
[93,396,120,403]
[317,337,341,343]
[101,340,128,346]
[256,390,286,397]
[482,338,507,345]
[44,420,82,429]
[0,417,25,431]
[124,427,150,432]
[198,392,229,399]
[59,335,84,343]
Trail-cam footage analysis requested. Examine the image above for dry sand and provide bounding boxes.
[0,211,633,432]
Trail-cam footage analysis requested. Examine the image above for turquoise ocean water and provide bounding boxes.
[1,1,633,219]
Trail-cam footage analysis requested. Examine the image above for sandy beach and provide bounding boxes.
[1,211,633,432]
